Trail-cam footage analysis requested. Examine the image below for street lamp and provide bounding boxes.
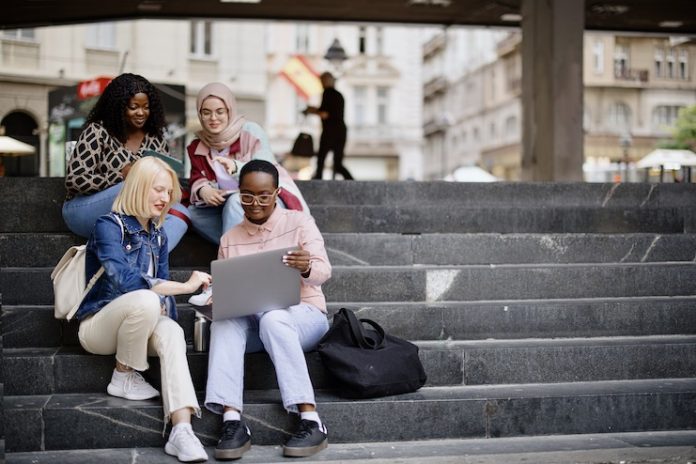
[619,132,632,181]
[323,38,348,72]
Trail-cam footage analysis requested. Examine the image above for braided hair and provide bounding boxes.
[84,73,166,143]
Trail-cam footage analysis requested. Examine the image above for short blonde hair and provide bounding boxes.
[112,156,181,228]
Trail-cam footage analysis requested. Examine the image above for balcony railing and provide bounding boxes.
[614,68,649,83]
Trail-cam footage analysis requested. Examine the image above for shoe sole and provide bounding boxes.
[164,442,208,463]
[215,440,251,460]
[283,438,328,457]
[107,383,160,401]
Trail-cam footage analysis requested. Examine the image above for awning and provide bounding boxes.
[0,136,36,156]
[636,149,696,170]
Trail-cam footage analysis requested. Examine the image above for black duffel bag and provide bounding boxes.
[317,308,427,399]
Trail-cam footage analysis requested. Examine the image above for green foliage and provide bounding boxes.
[670,105,696,150]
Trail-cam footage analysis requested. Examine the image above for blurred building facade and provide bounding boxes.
[0,20,427,180]
[422,30,696,181]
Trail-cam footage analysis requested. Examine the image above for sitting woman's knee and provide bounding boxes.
[128,289,162,321]
[258,309,293,334]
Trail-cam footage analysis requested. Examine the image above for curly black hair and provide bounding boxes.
[84,73,166,143]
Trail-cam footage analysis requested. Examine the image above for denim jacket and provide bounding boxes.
[76,212,177,321]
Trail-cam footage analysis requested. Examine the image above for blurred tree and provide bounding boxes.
[661,105,696,150]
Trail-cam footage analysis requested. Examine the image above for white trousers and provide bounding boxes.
[78,289,200,422]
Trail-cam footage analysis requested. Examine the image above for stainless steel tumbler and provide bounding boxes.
[193,314,209,352]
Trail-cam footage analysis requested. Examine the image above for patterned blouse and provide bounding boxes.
[65,122,167,199]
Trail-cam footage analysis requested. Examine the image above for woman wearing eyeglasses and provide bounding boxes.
[186,82,309,246]
[205,159,331,460]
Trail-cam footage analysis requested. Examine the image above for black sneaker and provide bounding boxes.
[215,419,251,460]
[283,419,328,458]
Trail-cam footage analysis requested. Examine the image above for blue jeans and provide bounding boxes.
[204,304,329,415]
[62,183,190,252]
[188,193,285,245]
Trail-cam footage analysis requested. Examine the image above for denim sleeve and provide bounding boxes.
[156,231,170,280]
[154,231,177,320]
[93,216,151,293]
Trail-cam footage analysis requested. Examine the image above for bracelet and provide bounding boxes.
[301,261,312,276]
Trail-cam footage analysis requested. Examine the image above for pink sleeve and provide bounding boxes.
[300,215,331,285]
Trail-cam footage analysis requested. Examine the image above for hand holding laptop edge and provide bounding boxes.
[192,246,303,321]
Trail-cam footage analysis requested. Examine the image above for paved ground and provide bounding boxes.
[6,430,696,463]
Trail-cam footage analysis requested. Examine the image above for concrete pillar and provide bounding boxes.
[521,0,584,181]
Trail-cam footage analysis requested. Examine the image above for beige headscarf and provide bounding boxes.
[196,82,247,151]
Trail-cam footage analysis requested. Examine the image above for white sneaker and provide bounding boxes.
[165,424,208,462]
[107,369,160,401]
[188,286,212,306]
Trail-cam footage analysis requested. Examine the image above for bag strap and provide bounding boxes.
[85,213,125,294]
[341,308,386,350]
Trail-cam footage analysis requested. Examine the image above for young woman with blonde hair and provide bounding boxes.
[76,156,210,462]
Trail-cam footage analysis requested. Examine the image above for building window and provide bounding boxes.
[654,47,664,78]
[489,122,496,139]
[613,44,629,79]
[190,20,213,57]
[2,28,35,40]
[504,116,518,137]
[358,26,366,55]
[679,49,688,79]
[296,24,310,53]
[593,40,604,74]
[354,86,367,126]
[652,105,684,129]
[86,22,116,49]
[667,48,675,78]
[608,101,631,132]
[376,86,389,124]
[375,27,384,55]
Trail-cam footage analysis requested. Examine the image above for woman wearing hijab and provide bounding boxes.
[186,82,309,246]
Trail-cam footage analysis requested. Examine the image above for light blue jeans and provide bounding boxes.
[205,303,329,415]
[188,193,286,245]
[62,182,190,252]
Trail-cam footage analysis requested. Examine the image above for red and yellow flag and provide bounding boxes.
[280,56,322,100]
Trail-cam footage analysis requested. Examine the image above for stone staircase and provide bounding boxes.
[2,178,696,462]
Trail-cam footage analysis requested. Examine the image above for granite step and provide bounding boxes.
[4,177,696,209]
[4,335,696,396]
[5,296,696,349]
[3,178,696,234]
[6,379,696,452]
[309,204,692,234]
[5,232,696,268]
[3,261,696,306]
[7,430,696,464]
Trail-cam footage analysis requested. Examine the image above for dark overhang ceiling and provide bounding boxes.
[2,0,696,34]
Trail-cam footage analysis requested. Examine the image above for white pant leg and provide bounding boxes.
[258,304,329,413]
[78,289,161,371]
[204,316,258,415]
[147,316,200,422]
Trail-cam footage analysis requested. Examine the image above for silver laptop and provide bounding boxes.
[210,246,301,321]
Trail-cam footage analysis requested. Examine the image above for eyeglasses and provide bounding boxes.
[200,108,228,120]
[239,189,279,206]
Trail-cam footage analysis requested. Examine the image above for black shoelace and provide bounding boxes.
[221,420,242,440]
[291,420,317,439]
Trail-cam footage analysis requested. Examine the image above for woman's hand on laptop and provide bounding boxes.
[283,249,311,276]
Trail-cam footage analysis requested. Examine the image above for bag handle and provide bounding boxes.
[341,308,386,350]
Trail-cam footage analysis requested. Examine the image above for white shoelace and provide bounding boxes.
[123,371,149,394]
[172,426,203,450]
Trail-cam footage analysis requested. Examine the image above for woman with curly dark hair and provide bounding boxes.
[63,73,191,251]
